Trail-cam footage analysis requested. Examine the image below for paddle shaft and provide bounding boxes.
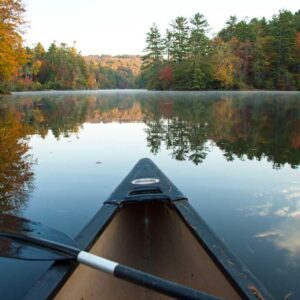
[77,251,222,300]
[0,232,222,300]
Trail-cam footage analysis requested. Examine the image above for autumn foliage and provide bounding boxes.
[0,0,27,93]
[141,10,300,90]
[159,65,173,89]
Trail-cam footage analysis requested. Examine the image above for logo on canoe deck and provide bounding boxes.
[131,178,160,185]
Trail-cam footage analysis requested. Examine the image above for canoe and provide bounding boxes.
[24,158,274,300]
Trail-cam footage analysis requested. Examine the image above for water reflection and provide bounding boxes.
[1,92,300,169]
[0,91,300,299]
[146,95,300,168]
[252,183,300,261]
[0,110,34,213]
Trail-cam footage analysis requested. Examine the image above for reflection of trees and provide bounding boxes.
[0,112,34,213]
[145,119,164,155]
[23,96,89,138]
[213,98,300,169]
[144,94,300,168]
[146,117,210,164]
[8,94,145,139]
[145,100,211,164]
[1,92,300,169]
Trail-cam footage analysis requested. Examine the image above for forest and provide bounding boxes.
[140,11,300,90]
[0,0,300,93]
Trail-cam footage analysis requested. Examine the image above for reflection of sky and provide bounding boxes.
[243,183,300,259]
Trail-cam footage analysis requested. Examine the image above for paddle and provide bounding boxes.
[0,214,223,300]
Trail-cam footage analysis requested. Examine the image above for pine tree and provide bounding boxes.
[142,24,164,70]
[164,29,173,62]
[218,16,238,42]
[170,17,190,62]
[269,10,297,89]
[188,13,211,89]
[190,13,210,59]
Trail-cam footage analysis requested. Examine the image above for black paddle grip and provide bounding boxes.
[114,264,223,300]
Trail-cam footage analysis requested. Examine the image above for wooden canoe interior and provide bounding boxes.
[55,201,243,300]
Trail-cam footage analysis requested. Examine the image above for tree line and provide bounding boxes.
[15,42,139,91]
[139,10,300,90]
[1,1,300,93]
[0,1,139,93]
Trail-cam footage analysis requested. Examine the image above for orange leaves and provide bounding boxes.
[0,0,27,86]
[0,112,34,209]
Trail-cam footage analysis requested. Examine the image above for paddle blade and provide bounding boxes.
[0,214,78,261]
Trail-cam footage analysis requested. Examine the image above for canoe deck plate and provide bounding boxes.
[131,178,160,185]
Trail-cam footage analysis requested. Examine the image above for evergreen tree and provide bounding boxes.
[190,13,210,58]
[170,17,190,62]
[269,10,297,89]
[188,13,211,89]
[251,19,272,88]
[218,16,238,42]
[142,24,164,69]
[164,29,173,62]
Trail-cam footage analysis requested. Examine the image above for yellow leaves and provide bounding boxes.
[213,62,234,88]
[31,60,42,76]
[91,102,143,123]
[0,111,34,208]
[0,0,26,85]
[85,55,142,76]
[211,38,235,88]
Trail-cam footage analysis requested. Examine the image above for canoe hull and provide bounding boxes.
[55,201,241,300]
[24,158,274,300]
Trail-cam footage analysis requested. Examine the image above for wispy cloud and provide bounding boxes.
[237,202,273,217]
[254,220,300,258]
[253,230,281,238]
[239,185,300,219]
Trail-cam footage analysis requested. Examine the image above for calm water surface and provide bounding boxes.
[1,90,300,299]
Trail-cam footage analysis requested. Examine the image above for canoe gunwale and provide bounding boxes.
[173,200,274,300]
[23,204,119,300]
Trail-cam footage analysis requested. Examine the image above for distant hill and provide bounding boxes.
[84,55,142,76]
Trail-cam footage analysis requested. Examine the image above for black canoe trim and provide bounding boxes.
[173,200,274,300]
[23,158,274,300]
[23,204,119,300]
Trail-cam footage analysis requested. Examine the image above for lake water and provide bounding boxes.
[0,90,300,299]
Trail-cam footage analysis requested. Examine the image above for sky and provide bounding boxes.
[23,0,299,56]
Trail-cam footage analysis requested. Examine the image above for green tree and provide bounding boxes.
[218,16,238,42]
[170,17,190,62]
[188,13,212,89]
[190,13,210,58]
[164,29,173,62]
[269,10,297,89]
[142,24,164,69]
[141,24,164,89]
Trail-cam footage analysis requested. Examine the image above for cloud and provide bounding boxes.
[254,220,300,258]
[253,231,280,238]
[237,202,273,217]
